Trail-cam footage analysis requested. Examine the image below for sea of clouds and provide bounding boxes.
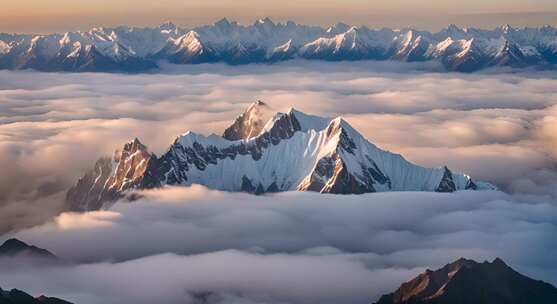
[1,186,557,303]
[1,61,557,303]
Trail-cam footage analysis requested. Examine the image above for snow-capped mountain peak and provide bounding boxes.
[326,22,350,35]
[0,40,11,54]
[1,20,556,72]
[222,100,275,140]
[178,31,203,51]
[159,21,177,31]
[256,17,275,26]
[67,102,495,211]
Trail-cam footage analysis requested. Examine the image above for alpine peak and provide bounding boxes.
[375,257,557,304]
[67,103,496,211]
[214,17,232,28]
[256,17,274,25]
[0,238,57,260]
[222,100,274,140]
[159,21,177,30]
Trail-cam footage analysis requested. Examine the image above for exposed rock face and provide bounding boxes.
[66,138,160,211]
[0,238,57,260]
[298,119,376,194]
[67,101,495,211]
[0,287,73,304]
[65,157,113,211]
[317,152,373,194]
[223,101,274,141]
[435,166,457,192]
[490,40,532,67]
[375,257,557,304]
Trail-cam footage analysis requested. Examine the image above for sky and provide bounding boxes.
[1,0,557,33]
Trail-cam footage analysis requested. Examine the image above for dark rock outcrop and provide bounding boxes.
[0,287,73,304]
[435,166,456,193]
[375,257,557,304]
[0,238,56,260]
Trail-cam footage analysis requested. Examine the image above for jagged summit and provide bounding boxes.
[1,20,556,72]
[159,21,177,30]
[0,238,57,259]
[66,136,159,211]
[223,100,275,140]
[0,286,74,304]
[375,257,557,304]
[67,103,495,211]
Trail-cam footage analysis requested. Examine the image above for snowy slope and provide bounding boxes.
[67,101,495,211]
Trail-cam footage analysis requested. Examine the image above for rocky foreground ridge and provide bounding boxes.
[376,257,557,304]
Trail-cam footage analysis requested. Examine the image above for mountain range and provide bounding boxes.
[66,101,494,211]
[375,257,557,304]
[1,19,556,72]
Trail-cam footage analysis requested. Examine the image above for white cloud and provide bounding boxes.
[0,250,416,304]
[54,211,121,230]
[1,62,557,232]
[1,186,556,304]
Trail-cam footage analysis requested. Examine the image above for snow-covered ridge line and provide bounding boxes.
[66,101,495,211]
[1,18,556,72]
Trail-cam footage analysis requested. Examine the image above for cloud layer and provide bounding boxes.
[2,63,557,303]
[1,186,556,304]
[2,62,557,233]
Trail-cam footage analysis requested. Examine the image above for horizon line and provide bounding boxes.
[3,14,557,36]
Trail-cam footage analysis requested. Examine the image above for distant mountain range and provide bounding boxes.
[1,19,556,72]
[375,257,557,304]
[66,101,494,211]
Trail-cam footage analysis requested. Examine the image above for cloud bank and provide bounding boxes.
[1,186,556,304]
[1,61,557,231]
